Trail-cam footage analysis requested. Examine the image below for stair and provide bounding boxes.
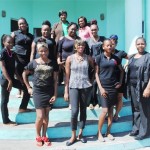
[0,85,150,150]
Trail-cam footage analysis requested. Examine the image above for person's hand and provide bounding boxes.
[7,80,13,92]
[49,96,56,104]
[64,92,69,101]
[100,88,108,99]
[28,87,33,95]
[143,88,150,98]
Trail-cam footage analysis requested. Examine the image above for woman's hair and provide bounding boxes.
[136,37,146,45]
[1,34,6,48]
[58,10,67,17]
[74,39,86,52]
[90,19,97,25]
[67,22,78,30]
[18,17,28,25]
[42,20,51,28]
[1,34,12,48]
[110,34,118,44]
[78,16,87,27]
[37,42,48,50]
[102,38,111,46]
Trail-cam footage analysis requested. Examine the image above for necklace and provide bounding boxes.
[76,54,84,62]
[6,50,12,57]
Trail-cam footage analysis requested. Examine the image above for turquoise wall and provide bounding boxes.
[106,0,125,50]
[32,0,107,36]
[0,0,125,50]
[0,0,33,36]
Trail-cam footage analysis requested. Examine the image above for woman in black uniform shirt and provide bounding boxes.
[127,37,150,140]
[11,17,33,105]
[30,20,56,61]
[95,39,124,142]
[110,35,128,121]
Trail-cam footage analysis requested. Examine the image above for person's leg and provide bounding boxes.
[106,106,115,140]
[98,107,108,141]
[12,79,30,112]
[130,85,140,135]
[135,99,150,139]
[42,107,51,146]
[1,85,11,124]
[35,108,44,146]
[77,88,90,143]
[66,88,79,145]
[114,93,123,121]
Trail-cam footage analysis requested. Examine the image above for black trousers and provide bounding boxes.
[1,79,30,123]
[130,85,150,137]
[69,87,90,130]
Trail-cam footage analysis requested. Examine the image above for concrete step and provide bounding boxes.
[0,115,132,139]
[0,101,132,123]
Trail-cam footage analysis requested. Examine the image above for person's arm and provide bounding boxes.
[88,55,95,83]
[95,65,108,98]
[49,71,58,103]
[64,56,71,101]
[51,23,57,39]
[143,79,150,98]
[22,69,32,95]
[30,41,36,61]
[1,60,13,92]
[115,65,124,88]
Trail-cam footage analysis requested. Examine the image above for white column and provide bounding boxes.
[125,0,143,55]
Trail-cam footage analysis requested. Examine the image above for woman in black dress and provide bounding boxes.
[127,37,150,140]
[95,39,124,142]
[23,42,58,146]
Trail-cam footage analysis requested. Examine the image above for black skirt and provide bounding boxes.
[33,86,54,109]
[99,83,117,108]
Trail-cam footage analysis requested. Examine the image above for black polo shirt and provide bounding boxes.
[0,48,16,80]
[96,52,121,85]
[14,30,33,56]
[114,49,127,63]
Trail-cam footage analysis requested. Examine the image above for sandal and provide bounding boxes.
[42,136,52,146]
[106,133,115,141]
[36,136,43,146]
[113,115,119,122]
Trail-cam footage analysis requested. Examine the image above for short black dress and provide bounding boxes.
[96,52,121,108]
[25,60,58,109]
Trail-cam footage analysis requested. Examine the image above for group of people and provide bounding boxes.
[1,9,150,147]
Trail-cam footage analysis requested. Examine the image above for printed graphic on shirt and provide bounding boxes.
[35,64,53,86]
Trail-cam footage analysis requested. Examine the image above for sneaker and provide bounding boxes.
[95,104,99,108]
[89,104,94,110]
[68,104,71,110]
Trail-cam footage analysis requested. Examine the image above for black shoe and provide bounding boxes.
[134,135,144,140]
[129,131,139,136]
[66,139,76,146]
[78,137,87,143]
